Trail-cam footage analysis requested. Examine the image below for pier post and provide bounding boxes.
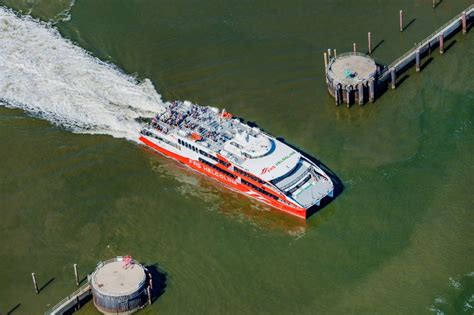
[400,10,404,32]
[353,42,356,53]
[368,32,372,54]
[369,79,375,103]
[323,52,328,73]
[390,68,396,89]
[327,49,332,62]
[74,264,79,286]
[31,273,39,294]
[345,85,352,107]
[358,83,364,105]
[333,49,337,58]
[433,0,436,8]
[147,286,152,305]
[439,34,444,54]
[461,11,467,34]
[334,85,340,105]
[415,49,421,72]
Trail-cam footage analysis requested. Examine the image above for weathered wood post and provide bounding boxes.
[461,11,467,34]
[390,68,396,89]
[147,286,152,305]
[353,42,356,53]
[358,83,364,105]
[333,49,337,58]
[369,78,375,103]
[346,85,352,107]
[439,33,444,54]
[415,49,421,72]
[323,52,328,73]
[400,10,404,32]
[432,0,436,8]
[334,85,340,105]
[74,264,79,286]
[368,32,372,54]
[31,273,39,294]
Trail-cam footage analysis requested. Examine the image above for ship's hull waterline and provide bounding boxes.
[140,135,332,219]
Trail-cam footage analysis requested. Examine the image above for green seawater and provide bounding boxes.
[0,1,473,314]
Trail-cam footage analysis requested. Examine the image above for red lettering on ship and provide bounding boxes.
[260,166,276,174]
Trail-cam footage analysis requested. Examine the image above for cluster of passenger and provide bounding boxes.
[149,101,233,145]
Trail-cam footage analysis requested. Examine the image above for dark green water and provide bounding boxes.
[0,1,473,314]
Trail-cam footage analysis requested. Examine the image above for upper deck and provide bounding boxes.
[145,100,302,181]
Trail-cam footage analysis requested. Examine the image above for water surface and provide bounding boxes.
[0,1,473,314]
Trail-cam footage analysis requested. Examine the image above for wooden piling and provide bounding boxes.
[353,42,356,53]
[415,49,421,72]
[368,32,372,54]
[323,52,328,73]
[439,34,444,54]
[74,264,79,286]
[400,10,404,32]
[358,84,364,105]
[390,68,396,89]
[147,286,152,305]
[345,85,352,107]
[328,49,332,61]
[462,11,467,34]
[433,0,436,8]
[334,85,340,105]
[32,273,39,294]
[369,79,375,103]
[333,49,337,58]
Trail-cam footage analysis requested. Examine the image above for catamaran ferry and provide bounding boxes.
[139,101,334,219]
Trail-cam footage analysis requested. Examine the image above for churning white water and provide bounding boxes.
[0,7,166,141]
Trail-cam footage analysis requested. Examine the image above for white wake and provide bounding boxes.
[0,7,166,141]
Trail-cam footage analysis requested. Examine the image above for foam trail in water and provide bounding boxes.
[0,7,166,141]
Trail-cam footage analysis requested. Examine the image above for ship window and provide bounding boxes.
[234,167,265,184]
[199,158,236,179]
[218,159,231,167]
[241,179,278,200]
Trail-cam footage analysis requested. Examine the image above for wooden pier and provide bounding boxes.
[380,4,474,84]
[44,282,91,315]
[325,4,473,105]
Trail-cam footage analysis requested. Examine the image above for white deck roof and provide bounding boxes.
[230,136,301,182]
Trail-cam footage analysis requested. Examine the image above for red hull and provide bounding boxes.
[139,136,307,219]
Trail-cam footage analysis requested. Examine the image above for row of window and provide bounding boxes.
[142,130,179,149]
[199,158,237,179]
[234,167,265,184]
[217,159,231,168]
[199,149,219,162]
[178,139,199,152]
[241,179,279,201]
[178,139,231,168]
[287,174,312,194]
